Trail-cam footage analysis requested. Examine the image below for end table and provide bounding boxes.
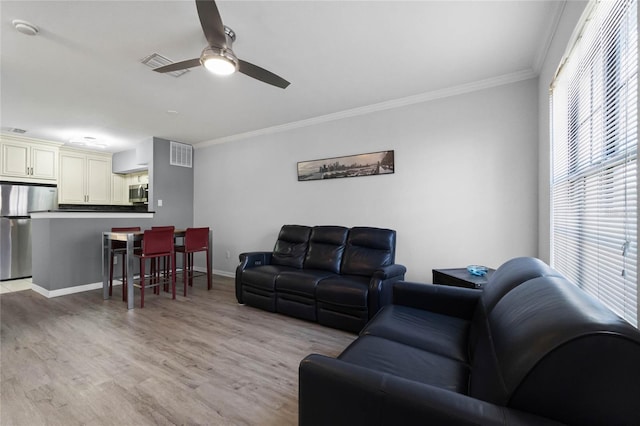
[432,267,495,289]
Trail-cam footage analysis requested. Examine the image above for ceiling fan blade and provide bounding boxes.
[238,60,290,89]
[196,0,227,48]
[153,58,202,73]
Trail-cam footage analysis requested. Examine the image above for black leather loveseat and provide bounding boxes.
[299,257,640,425]
[235,225,406,332]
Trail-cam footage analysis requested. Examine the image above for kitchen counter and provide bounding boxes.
[59,203,150,212]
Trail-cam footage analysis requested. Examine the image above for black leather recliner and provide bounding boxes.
[236,225,406,332]
[236,225,311,312]
[276,226,349,322]
[315,227,404,333]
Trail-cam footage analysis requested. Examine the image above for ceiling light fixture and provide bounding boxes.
[69,136,108,149]
[200,46,238,76]
[12,19,38,36]
[199,26,239,76]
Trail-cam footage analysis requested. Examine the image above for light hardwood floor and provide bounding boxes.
[0,275,356,425]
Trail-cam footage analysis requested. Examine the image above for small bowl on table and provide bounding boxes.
[467,265,488,277]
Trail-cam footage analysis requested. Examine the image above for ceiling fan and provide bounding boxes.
[153,0,290,89]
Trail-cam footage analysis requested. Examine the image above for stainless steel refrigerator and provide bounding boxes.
[0,182,58,281]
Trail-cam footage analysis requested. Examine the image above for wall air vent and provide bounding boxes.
[141,53,190,78]
[170,141,192,168]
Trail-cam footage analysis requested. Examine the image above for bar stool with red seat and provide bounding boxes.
[151,226,175,282]
[134,228,176,308]
[175,227,212,296]
[109,226,141,301]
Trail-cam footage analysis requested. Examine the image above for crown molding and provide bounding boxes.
[532,1,566,74]
[0,132,64,147]
[195,68,538,148]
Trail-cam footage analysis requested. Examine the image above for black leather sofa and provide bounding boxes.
[299,257,640,425]
[235,225,407,332]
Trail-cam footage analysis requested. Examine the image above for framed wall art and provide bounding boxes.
[297,150,394,182]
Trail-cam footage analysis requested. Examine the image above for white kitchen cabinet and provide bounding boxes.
[59,149,111,204]
[0,136,60,182]
[127,170,149,185]
[111,173,130,205]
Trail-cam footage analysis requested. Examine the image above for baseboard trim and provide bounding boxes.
[31,270,234,298]
[32,281,104,298]
[214,269,235,278]
[192,266,234,278]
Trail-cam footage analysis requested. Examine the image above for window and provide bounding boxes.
[550,0,638,327]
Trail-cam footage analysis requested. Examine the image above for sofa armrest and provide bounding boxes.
[238,251,273,268]
[368,264,407,318]
[373,264,407,280]
[393,281,481,320]
[299,354,565,426]
[235,251,273,303]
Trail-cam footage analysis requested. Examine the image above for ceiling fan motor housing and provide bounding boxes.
[200,25,239,74]
[223,26,236,45]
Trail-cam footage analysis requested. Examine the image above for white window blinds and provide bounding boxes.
[551,0,638,327]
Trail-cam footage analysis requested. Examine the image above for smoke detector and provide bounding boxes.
[12,20,38,36]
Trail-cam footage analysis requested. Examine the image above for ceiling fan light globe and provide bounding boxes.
[203,56,236,75]
[200,46,238,76]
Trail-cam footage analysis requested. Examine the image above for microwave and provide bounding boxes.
[129,184,148,204]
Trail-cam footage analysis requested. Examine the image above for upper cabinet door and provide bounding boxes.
[30,145,58,180]
[86,155,111,204]
[111,173,129,205]
[59,152,86,204]
[1,142,30,177]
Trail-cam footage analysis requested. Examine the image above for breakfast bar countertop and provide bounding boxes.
[30,210,154,219]
[31,204,154,217]
[31,209,155,213]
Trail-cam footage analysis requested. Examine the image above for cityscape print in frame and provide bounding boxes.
[297,150,394,181]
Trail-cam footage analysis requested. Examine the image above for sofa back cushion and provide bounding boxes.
[304,226,349,273]
[468,276,640,425]
[340,227,396,276]
[468,257,561,359]
[271,225,312,269]
[479,257,559,313]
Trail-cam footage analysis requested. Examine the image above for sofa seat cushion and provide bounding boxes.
[316,275,370,308]
[362,305,470,363]
[338,335,470,394]
[242,265,297,291]
[276,269,338,297]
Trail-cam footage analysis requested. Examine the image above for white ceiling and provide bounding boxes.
[0,1,563,153]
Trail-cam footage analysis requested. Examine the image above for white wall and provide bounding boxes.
[537,1,588,263]
[194,78,539,281]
